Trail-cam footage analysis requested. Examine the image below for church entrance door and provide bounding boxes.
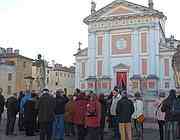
[116,72,127,90]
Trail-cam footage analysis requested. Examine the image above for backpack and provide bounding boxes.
[171,99,180,121]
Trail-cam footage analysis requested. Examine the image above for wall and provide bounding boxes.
[0,64,16,97]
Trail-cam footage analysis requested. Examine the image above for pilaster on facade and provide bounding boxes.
[88,32,97,77]
[148,27,157,75]
[103,31,111,76]
[132,29,140,75]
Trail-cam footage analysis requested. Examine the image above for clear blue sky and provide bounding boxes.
[0,0,179,66]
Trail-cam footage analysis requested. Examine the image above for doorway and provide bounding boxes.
[116,72,127,90]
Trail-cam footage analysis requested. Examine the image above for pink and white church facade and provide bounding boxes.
[75,0,179,109]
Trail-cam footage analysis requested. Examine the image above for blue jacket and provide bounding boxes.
[20,92,32,112]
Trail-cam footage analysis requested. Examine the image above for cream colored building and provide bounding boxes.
[0,62,16,97]
[46,64,75,95]
[0,48,33,93]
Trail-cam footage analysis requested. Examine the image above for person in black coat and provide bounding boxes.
[0,88,5,126]
[17,91,25,131]
[38,88,55,140]
[116,91,134,140]
[176,92,180,139]
[161,89,178,140]
[5,93,18,136]
[99,94,107,140]
[52,89,69,140]
[24,92,37,136]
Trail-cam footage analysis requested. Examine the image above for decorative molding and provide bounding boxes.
[84,0,165,25]
[88,17,155,32]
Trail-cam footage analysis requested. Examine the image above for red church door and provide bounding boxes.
[116,72,127,89]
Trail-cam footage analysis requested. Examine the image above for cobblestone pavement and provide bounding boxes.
[0,119,159,140]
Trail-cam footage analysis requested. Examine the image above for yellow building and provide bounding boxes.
[46,64,75,95]
[0,48,33,93]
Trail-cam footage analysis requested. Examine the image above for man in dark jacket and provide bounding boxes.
[177,92,180,138]
[24,92,37,136]
[5,93,18,136]
[38,88,55,140]
[116,91,134,140]
[161,89,178,140]
[0,88,5,126]
[53,89,69,140]
[99,94,107,140]
[17,91,25,131]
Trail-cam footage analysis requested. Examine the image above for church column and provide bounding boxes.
[132,29,140,75]
[103,31,110,76]
[75,62,80,88]
[149,26,157,75]
[88,32,96,77]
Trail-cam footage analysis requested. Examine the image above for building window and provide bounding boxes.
[148,80,155,89]
[141,80,147,90]
[55,82,58,86]
[164,59,169,77]
[56,72,58,76]
[64,73,66,77]
[141,59,147,75]
[116,38,126,49]
[68,74,70,78]
[8,73,12,81]
[165,82,170,89]
[97,36,103,56]
[97,60,103,76]
[60,72,63,77]
[7,86,11,95]
[23,62,26,68]
[47,70,49,74]
[81,62,85,78]
[141,32,147,53]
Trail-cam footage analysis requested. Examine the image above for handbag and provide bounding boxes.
[137,114,145,124]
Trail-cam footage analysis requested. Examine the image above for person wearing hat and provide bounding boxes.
[38,88,55,140]
[154,92,166,140]
[116,90,134,140]
[132,92,144,140]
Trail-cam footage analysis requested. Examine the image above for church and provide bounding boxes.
[74,0,179,108]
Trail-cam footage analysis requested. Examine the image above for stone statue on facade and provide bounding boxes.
[91,1,96,14]
[172,45,180,89]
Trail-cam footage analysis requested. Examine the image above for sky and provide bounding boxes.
[0,0,179,66]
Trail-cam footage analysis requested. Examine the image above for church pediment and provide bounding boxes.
[101,5,139,17]
[113,63,130,69]
[84,0,165,25]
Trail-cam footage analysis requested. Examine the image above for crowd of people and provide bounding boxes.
[0,87,180,140]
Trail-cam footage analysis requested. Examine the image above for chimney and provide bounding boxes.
[91,1,96,14]
[14,49,20,55]
[148,0,154,9]
[7,48,13,54]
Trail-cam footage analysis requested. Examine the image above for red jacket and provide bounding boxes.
[73,95,87,125]
[85,100,101,128]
